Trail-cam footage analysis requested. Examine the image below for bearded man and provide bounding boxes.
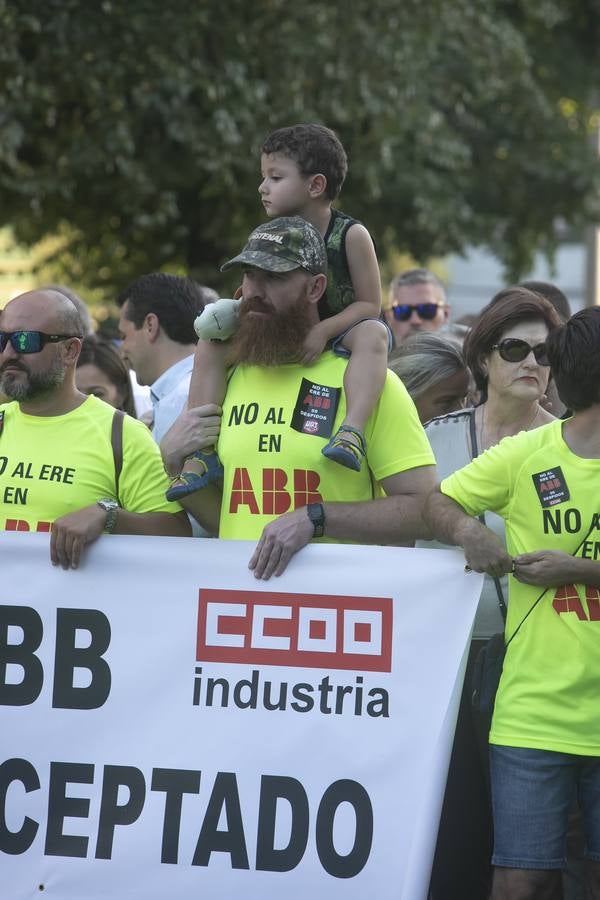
[0,289,190,568]
[160,217,436,577]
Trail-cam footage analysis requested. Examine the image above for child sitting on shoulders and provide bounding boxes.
[167,123,390,500]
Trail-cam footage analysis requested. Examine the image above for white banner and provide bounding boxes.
[0,532,482,900]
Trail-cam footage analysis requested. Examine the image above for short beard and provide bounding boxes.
[1,358,65,402]
[226,294,314,367]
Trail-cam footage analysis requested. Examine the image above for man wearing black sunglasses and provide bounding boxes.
[385,268,450,345]
[0,289,190,568]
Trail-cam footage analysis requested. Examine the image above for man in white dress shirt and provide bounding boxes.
[116,273,215,442]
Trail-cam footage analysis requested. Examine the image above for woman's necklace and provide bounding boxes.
[478,403,540,452]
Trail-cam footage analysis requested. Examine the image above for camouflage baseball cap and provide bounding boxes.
[221,216,327,276]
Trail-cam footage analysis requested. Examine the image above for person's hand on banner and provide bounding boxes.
[249,507,314,579]
[50,504,108,569]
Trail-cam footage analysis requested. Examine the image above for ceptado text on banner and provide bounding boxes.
[0,758,373,878]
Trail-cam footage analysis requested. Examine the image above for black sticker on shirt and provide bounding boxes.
[532,466,570,507]
[290,378,340,439]
[0,411,4,437]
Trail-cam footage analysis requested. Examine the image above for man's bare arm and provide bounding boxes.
[159,403,223,533]
[51,507,191,570]
[114,509,191,537]
[424,488,512,577]
[321,465,436,545]
[249,465,437,580]
[176,485,221,536]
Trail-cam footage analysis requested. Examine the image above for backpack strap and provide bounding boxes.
[111,410,125,503]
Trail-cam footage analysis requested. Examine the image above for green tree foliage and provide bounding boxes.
[0,0,599,296]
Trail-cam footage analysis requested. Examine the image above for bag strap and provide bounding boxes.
[505,518,598,649]
[491,575,508,623]
[111,410,125,503]
[469,408,508,622]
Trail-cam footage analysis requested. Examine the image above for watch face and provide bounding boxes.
[98,499,118,532]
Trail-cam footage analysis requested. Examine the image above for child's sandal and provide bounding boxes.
[166,450,224,501]
[321,426,366,472]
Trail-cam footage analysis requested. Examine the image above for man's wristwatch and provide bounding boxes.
[97,498,119,533]
[306,502,325,538]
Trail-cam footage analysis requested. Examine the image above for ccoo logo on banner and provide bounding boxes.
[0,533,481,900]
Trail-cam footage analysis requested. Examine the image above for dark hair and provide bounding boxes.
[520,280,571,323]
[546,307,600,411]
[262,124,348,200]
[465,286,563,392]
[116,273,208,344]
[77,336,136,417]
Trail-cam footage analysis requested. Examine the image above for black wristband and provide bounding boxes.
[306,502,325,538]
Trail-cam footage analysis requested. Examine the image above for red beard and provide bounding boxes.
[226,294,314,367]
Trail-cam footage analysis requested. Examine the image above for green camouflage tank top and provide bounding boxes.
[318,208,359,320]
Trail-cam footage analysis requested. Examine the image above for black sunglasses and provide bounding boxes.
[391,302,442,322]
[0,331,79,354]
[491,338,549,366]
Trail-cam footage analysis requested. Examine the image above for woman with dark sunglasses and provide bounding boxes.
[424,286,563,900]
[464,288,563,452]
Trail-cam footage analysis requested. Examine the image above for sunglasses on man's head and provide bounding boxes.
[391,302,442,322]
[0,331,79,354]
[491,338,549,366]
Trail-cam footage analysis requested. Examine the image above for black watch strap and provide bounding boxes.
[306,502,325,538]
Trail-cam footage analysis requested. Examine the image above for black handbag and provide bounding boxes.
[471,631,506,734]
[470,579,556,741]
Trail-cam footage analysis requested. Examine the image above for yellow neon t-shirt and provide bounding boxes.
[218,352,434,539]
[0,396,180,532]
[442,419,600,755]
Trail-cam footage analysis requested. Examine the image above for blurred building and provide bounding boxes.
[446,241,587,321]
